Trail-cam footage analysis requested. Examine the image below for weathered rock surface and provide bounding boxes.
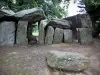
[0,21,15,45]
[14,8,45,23]
[0,8,45,23]
[45,26,54,45]
[0,9,15,18]
[64,15,82,28]
[38,20,45,44]
[53,28,63,44]
[64,14,92,28]
[0,9,17,22]
[46,19,71,29]
[78,14,92,28]
[46,51,90,72]
[16,21,28,44]
[77,28,93,44]
[64,29,73,43]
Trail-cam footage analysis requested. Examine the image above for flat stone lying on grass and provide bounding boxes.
[46,51,90,72]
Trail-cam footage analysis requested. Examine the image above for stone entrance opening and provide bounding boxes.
[27,22,39,45]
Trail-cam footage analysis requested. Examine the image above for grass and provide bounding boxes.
[32,32,39,36]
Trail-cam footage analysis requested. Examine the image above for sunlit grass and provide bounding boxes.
[32,32,39,36]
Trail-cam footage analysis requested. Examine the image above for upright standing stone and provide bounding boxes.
[0,21,15,45]
[45,26,54,45]
[53,28,63,44]
[38,20,46,44]
[77,28,93,44]
[64,29,73,43]
[16,21,28,44]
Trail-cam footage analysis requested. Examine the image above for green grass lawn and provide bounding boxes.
[32,31,39,36]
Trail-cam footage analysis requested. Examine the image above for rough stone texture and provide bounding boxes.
[46,51,90,72]
[77,28,93,44]
[78,14,92,28]
[64,29,73,43]
[0,21,15,45]
[14,8,45,23]
[46,19,71,29]
[38,20,46,44]
[64,14,92,28]
[64,15,82,28]
[0,9,15,18]
[16,21,28,44]
[53,28,63,44]
[0,8,45,23]
[45,26,54,45]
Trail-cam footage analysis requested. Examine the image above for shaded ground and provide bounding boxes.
[0,37,100,75]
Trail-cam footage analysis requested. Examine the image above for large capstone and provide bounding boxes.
[45,26,54,45]
[0,21,15,45]
[0,9,15,18]
[46,19,71,29]
[16,21,28,44]
[64,14,92,28]
[14,8,45,23]
[77,28,93,44]
[53,28,63,44]
[64,15,81,28]
[78,14,92,28]
[64,29,73,43]
[46,51,90,72]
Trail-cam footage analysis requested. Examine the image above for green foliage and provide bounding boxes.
[83,0,100,36]
[0,0,67,19]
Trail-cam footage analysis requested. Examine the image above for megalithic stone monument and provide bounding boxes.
[68,0,86,17]
[67,0,93,44]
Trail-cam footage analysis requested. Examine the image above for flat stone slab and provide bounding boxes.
[64,14,92,28]
[64,29,72,43]
[0,9,15,18]
[14,8,45,23]
[45,26,54,45]
[78,14,92,28]
[0,21,15,45]
[53,28,63,44]
[46,19,71,29]
[46,51,90,72]
[77,28,93,44]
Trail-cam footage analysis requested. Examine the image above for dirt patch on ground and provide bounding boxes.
[0,38,100,75]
